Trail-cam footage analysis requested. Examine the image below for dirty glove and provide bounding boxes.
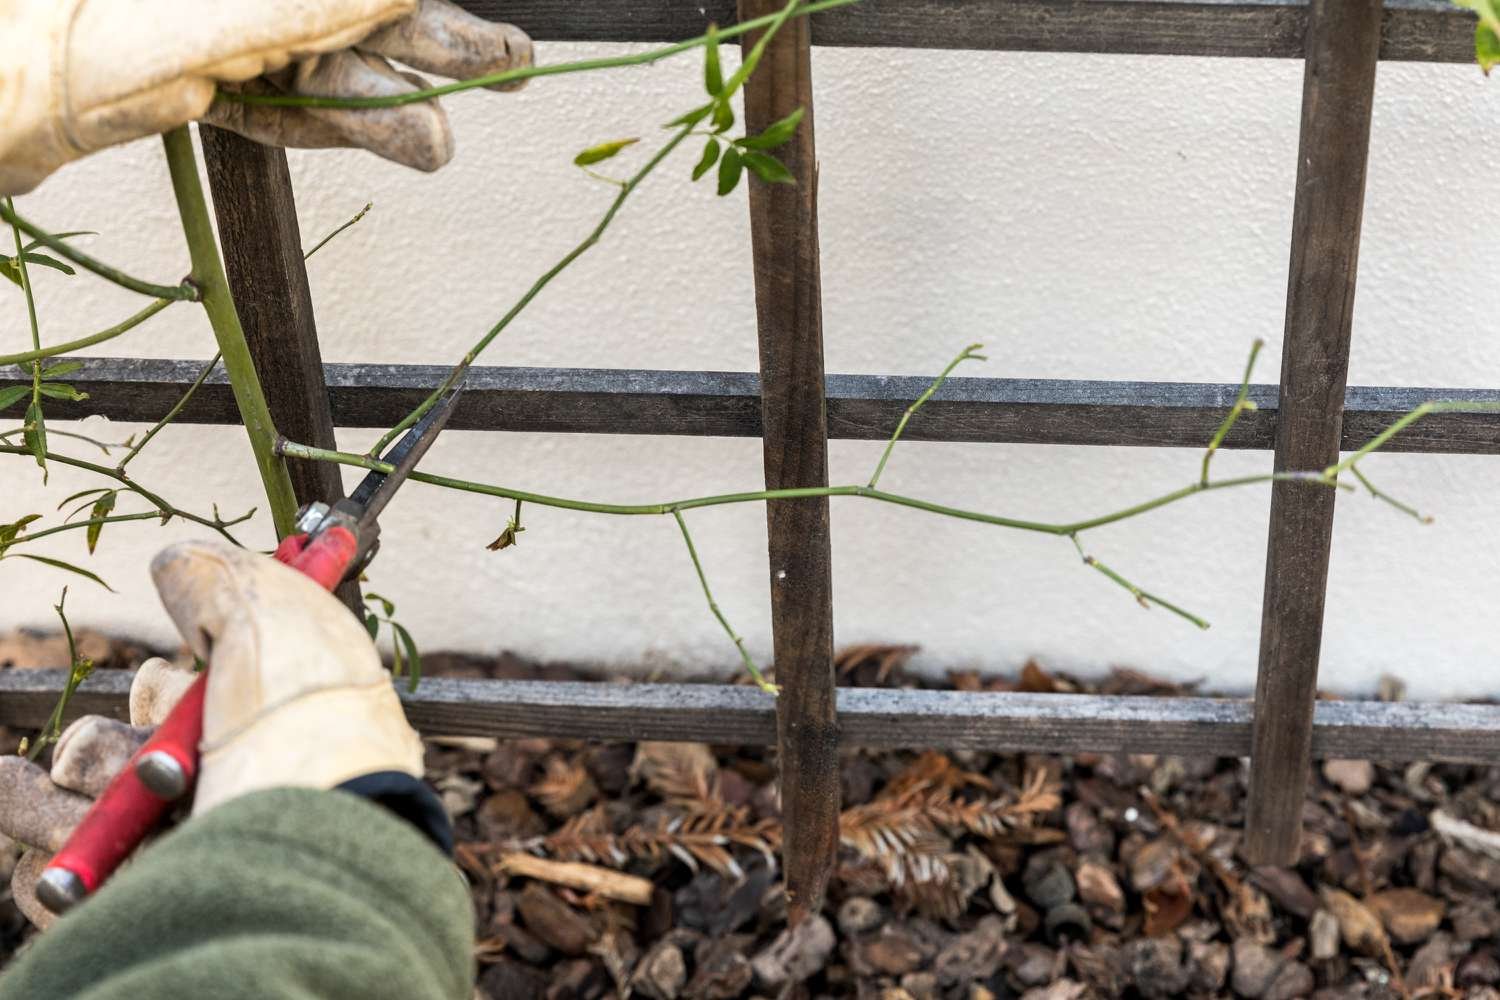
[0,539,430,929]
[0,659,195,930]
[0,0,533,196]
[149,539,426,815]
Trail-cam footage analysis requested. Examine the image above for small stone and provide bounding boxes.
[932,916,1007,986]
[1020,981,1087,1000]
[750,915,834,989]
[1188,940,1230,994]
[1452,902,1500,942]
[633,941,687,1000]
[1322,759,1374,795]
[1231,938,1281,998]
[1250,866,1320,920]
[685,936,753,1000]
[1366,888,1445,946]
[1066,802,1114,856]
[1440,847,1500,892]
[1320,888,1387,957]
[1309,909,1340,961]
[475,787,546,839]
[1406,934,1455,991]
[480,958,549,1000]
[1263,962,1314,1000]
[1129,936,1188,999]
[1075,860,1125,913]
[1458,951,1500,988]
[899,972,939,1000]
[1010,943,1059,987]
[1022,854,1076,909]
[838,896,885,936]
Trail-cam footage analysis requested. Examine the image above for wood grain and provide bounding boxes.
[198,127,361,611]
[21,358,1500,453]
[1246,0,1382,867]
[741,0,840,926]
[11,669,1500,764]
[456,0,1473,62]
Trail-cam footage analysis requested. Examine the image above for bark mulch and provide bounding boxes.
[5,633,1500,1000]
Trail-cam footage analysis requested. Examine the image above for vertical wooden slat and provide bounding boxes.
[739,3,839,923]
[197,126,361,612]
[1245,0,1381,865]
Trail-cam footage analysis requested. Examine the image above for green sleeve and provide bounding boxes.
[0,787,473,1000]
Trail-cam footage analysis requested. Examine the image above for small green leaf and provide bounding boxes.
[364,613,380,640]
[392,622,421,692]
[366,591,396,617]
[717,146,744,197]
[691,138,722,182]
[742,151,795,185]
[22,232,95,253]
[0,257,18,287]
[41,361,81,379]
[704,23,724,95]
[0,513,40,555]
[712,100,735,135]
[574,138,640,167]
[739,106,805,150]
[58,488,111,511]
[38,382,87,402]
[20,253,74,277]
[8,554,113,591]
[665,104,713,129]
[1479,23,1500,73]
[0,384,29,412]
[86,491,116,554]
[24,400,46,478]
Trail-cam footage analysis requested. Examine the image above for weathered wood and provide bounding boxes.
[1247,0,1381,867]
[198,127,360,611]
[23,358,1500,453]
[459,0,1473,62]
[742,0,839,926]
[11,669,1500,764]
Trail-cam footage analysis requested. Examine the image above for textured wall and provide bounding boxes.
[2,44,1497,698]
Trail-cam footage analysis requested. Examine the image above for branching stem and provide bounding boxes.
[868,342,985,488]
[0,299,174,367]
[115,353,221,472]
[1202,338,1263,485]
[1069,533,1210,629]
[0,203,199,301]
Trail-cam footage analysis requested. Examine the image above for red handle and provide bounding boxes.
[43,674,207,895]
[40,526,358,912]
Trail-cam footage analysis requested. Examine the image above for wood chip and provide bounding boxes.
[1367,887,1445,946]
[499,853,654,906]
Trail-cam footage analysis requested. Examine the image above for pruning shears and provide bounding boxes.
[35,386,463,915]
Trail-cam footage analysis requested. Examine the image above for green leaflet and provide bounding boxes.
[692,138,722,181]
[718,146,745,197]
[574,138,640,167]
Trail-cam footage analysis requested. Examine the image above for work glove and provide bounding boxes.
[0,539,427,929]
[0,0,533,196]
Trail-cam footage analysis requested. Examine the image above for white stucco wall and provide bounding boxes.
[3,43,1498,699]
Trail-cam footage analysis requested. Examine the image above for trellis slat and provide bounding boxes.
[460,0,1472,62]
[742,0,841,926]
[1246,0,1382,866]
[16,359,1500,453]
[11,669,1500,764]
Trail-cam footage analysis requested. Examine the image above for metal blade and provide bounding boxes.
[348,383,464,529]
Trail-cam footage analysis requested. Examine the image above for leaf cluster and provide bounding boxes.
[363,590,422,691]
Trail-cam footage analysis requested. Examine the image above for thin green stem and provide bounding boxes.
[162,127,297,538]
[367,120,699,457]
[0,445,251,544]
[218,0,858,110]
[280,440,1324,535]
[673,511,776,693]
[25,589,92,761]
[1069,533,1209,629]
[303,202,372,261]
[1202,338,1263,486]
[6,512,162,547]
[0,299,174,367]
[7,199,44,419]
[0,427,128,454]
[0,203,198,302]
[115,353,220,472]
[869,342,985,489]
[1349,464,1432,524]
[1324,400,1500,478]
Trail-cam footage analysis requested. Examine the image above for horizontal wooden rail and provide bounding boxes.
[464,0,1473,62]
[6,669,1500,763]
[13,357,1500,452]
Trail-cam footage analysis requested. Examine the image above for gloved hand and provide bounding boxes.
[0,0,533,196]
[0,539,426,928]
[0,659,195,930]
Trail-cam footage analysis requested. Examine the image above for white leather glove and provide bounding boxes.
[0,0,533,196]
[0,539,426,928]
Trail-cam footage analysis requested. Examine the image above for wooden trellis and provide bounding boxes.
[3,0,1499,909]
